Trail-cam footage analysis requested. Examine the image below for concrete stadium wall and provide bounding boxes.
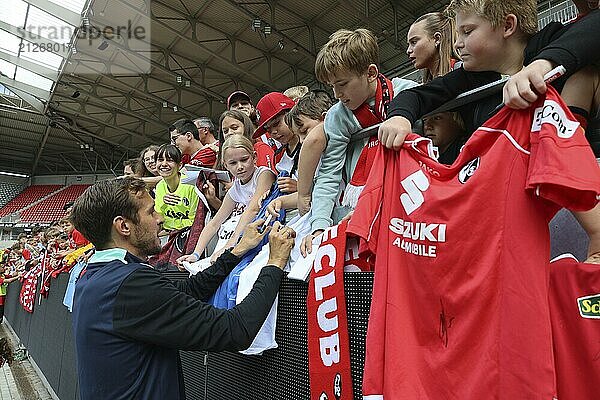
[4,274,80,400]
[31,174,115,186]
[0,176,29,185]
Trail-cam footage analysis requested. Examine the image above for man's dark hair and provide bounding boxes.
[155,144,182,164]
[63,201,75,211]
[71,177,147,250]
[168,119,199,140]
[193,117,216,137]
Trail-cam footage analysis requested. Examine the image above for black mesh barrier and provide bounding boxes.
[178,272,374,400]
[26,285,47,364]
[58,322,81,400]
[5,270,374,400]
[345,273,374,399]
[180,350,207,400]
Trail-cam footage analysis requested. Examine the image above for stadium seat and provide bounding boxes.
[19,185,90,223]
[0,182,26,209]
[0,185,63,217]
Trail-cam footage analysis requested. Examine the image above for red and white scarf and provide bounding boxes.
[343,74,394,208]
[307,220,372,399]
[19,256,45,313]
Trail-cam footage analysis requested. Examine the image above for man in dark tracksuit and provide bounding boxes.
[70,177,296,400]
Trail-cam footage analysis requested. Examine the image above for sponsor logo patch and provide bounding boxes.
[577,293,600,319]
[532,100,579,138]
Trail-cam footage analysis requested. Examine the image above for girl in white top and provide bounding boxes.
[178,135,276,264]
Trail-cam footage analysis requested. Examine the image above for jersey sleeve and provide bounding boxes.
[532,11,600,81]
[387,68,501,124]
[191,148,217,168]
[526,87,600,211]
[347,145,387,255]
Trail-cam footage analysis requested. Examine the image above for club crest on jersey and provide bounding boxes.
[458,157,480,184]
[577,293,600,319]
[532,100,579,138]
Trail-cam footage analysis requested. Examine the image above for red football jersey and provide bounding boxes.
[549,254,600,400]
[348,87,600,399]
[187,144,218,168]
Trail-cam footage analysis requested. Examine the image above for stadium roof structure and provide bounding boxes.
[0,0,574,176]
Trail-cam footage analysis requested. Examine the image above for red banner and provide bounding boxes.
[307,220,371,399]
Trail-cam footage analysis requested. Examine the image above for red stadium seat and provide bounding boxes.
[0,185,63,217]
[17,185,90,223]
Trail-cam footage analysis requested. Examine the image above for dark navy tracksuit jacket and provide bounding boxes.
[72,248,283,400]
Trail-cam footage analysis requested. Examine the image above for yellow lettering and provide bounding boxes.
[582,299,592,313]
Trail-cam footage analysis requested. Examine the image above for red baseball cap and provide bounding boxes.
[227,91,252,109]
[254,92,295,138]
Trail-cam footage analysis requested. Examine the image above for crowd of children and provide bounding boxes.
[102,0,600,282]
[4,0,598,287]
[0,209,93,318]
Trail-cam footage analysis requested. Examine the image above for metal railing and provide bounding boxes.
[538,1,578,29]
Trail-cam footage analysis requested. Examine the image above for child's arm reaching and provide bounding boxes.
[215,169,277,261]
[309,103,360,233]
[297,123,326,215]
[560,65,600,116]
[266,193,298,218]
[573,204,600,264]
[506,10,600,109]
[3,274,22,283]
[177,194,237,265]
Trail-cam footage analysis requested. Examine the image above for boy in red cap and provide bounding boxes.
[255,92,300,195]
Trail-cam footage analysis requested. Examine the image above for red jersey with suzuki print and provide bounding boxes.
[348,86,600,400]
